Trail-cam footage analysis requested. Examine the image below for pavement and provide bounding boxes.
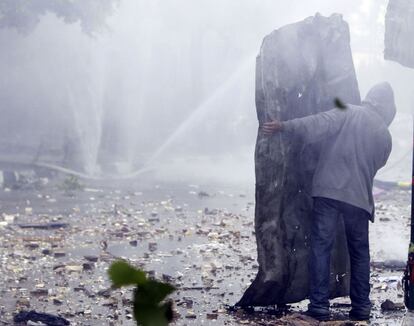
[0,175,410,325]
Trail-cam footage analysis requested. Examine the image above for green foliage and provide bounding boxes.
[134,280,175,305]
[0,0,119,35]
[108,261,146,287]
[334,98,347,110]
[409,243,414,254]
[108,261,176,326]
[59,175,83,194]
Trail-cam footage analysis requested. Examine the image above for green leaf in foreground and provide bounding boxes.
[334,97,347,110]
[135,280,176,305]
[108,261,147,287]
[134,292,174,326]
[108,261,176,325]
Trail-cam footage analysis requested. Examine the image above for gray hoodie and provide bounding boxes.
[282,82,396,221]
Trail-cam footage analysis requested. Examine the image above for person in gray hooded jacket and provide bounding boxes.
[262,82,396,321]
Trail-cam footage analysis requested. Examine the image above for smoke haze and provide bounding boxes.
[0,0,412,183]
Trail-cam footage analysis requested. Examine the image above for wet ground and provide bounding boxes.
[0,175,410,325]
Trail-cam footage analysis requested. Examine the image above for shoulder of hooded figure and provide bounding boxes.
[341,104,360,115]
[370,118,392,147]
[349,104,383,123]
[334,104,359,121]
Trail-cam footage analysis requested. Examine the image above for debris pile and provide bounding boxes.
[0,179,408,324]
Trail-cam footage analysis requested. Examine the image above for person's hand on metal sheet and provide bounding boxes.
[262,120,284,135]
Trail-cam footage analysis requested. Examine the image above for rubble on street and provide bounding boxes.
[0,176,409,325]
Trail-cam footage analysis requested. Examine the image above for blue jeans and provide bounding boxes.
[309,197,371,315]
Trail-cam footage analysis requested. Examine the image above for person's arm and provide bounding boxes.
[262,108,347,144]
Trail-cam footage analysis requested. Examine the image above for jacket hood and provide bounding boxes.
[362,82,396,126]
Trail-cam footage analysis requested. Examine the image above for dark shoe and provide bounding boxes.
[349,309,370,321]
[305,309,330,321]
